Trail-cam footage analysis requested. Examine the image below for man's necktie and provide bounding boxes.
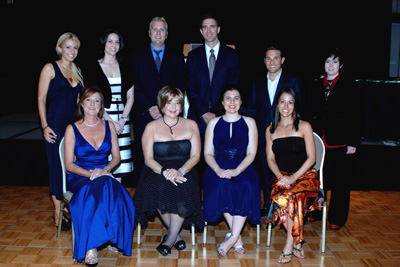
[154,50,161,72]
[325,81,332,100]
[209,49,215,83]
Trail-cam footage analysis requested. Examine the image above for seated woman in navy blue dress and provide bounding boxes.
[64,87,135,265]
[202,85,261,257]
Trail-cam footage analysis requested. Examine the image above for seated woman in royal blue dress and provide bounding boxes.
[64,86,135,265]
[202,85,261,257]
[266,87,320,264]
[132,86,204,257]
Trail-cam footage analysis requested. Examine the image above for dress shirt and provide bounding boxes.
[205,41,220,67]
[151,44,165,62]
[267,70,282,105]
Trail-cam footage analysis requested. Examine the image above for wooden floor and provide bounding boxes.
[0,187,400,266]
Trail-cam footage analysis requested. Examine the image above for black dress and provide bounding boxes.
[132,140,204,230]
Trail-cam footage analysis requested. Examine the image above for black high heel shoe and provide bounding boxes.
[52,212,71,231]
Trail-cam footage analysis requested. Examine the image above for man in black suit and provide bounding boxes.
[130,17,186,182]
[185,14,240,175]
[247,44,304,215]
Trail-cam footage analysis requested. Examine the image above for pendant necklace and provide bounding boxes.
[162,116,179,135]
[84,118,100,127]
[61,64,73,83]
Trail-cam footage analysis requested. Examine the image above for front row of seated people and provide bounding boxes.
[64,85,319,265]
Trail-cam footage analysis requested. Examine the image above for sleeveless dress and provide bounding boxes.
[104,77,134,178]
[45,62,82,200]
[132,140,204,230]
[202,117,261,225]
[268,137,320,244]
[67,122,135,262]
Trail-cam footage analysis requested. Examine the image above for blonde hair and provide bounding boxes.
[149,17,168,31]
[55,32,84,86]
[157,86,184,115]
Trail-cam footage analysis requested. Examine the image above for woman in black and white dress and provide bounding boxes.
[85,29,134,182]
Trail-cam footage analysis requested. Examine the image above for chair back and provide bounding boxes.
[312,132,325,190]
[59,137,68,196]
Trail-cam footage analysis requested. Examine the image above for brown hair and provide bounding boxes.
[75,86,105,122]
[157,86,184,115]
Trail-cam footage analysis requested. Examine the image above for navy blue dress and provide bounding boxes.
[202,117,261,225]
[67,122,135,262]
[45,62,82,200]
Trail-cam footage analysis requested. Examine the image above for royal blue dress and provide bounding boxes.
[67,122,135,262]
[202,117,261,225]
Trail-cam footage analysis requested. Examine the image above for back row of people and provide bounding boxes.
[37,14,360,266]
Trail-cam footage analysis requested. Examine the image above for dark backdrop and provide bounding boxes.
[0,1,393,115]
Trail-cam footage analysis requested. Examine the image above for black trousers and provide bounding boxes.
[324,146,356,226]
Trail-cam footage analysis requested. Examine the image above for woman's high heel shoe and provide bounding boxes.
[85,249,98,266]
[52,212,70,231]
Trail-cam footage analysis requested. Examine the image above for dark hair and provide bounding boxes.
[97,29,124,58]
[269,87,300,134]
[216,84,246,117]
[200,14,220,28]
[265,42,284,58]
[323,47,344,66]
[75,86,105,122]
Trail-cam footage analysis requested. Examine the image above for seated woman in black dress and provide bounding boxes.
[266,87,320,264]
[64,87,135,265]
[202,85,261,257]
[132,86,204,256]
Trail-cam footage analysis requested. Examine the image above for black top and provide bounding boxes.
[272,136,307,173]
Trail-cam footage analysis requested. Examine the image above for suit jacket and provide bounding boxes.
[84,59,134,108]
[247,72,304,147]
[305,73,361,147]
[185,44,240,133]
[130,45,186,136]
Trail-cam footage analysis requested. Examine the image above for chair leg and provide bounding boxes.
[71,221,75,258]
[203,222,207,245]
[137,223,141,246]
[321,201,327,253]
[191,224,195,246]
[267,222,272,247]
[257,224,260,245]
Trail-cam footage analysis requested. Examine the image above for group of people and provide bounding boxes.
[37,14,360,266]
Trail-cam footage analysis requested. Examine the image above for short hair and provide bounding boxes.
[323,47,344,66]
[264,43,284,58]
[157,86,184,116]
[149,17,168,31]
[75,86,105,122]
[55,32,81,58]
[200,14,220,28]
[216,84,246,116]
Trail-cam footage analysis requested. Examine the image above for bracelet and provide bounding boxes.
[161,166,167,176]
[43,125,49,131]
[179,167,186,176]
[121,116,128,122]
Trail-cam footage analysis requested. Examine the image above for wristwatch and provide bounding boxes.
[121,116,128,122]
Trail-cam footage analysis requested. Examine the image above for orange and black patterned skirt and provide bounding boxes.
[268,168,321,245]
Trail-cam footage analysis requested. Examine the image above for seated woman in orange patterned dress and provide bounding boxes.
[266,87,320,264]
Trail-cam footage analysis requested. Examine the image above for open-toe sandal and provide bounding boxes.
[293,244,305,259]
[217,244,227,257]
[106,245,119,253]
[85,249,98,266]
[278,251,293,264]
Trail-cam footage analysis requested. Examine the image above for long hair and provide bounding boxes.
[270,87,301,134]
[75,86,105,122]
[55,32,84,86]
[97,29,125,59]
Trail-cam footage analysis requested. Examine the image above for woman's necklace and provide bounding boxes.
[84,118,100,127]
[61,64,73,83]
[162,116,179,135]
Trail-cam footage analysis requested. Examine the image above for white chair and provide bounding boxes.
[57,137,75,254]
[266,132,326,253]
